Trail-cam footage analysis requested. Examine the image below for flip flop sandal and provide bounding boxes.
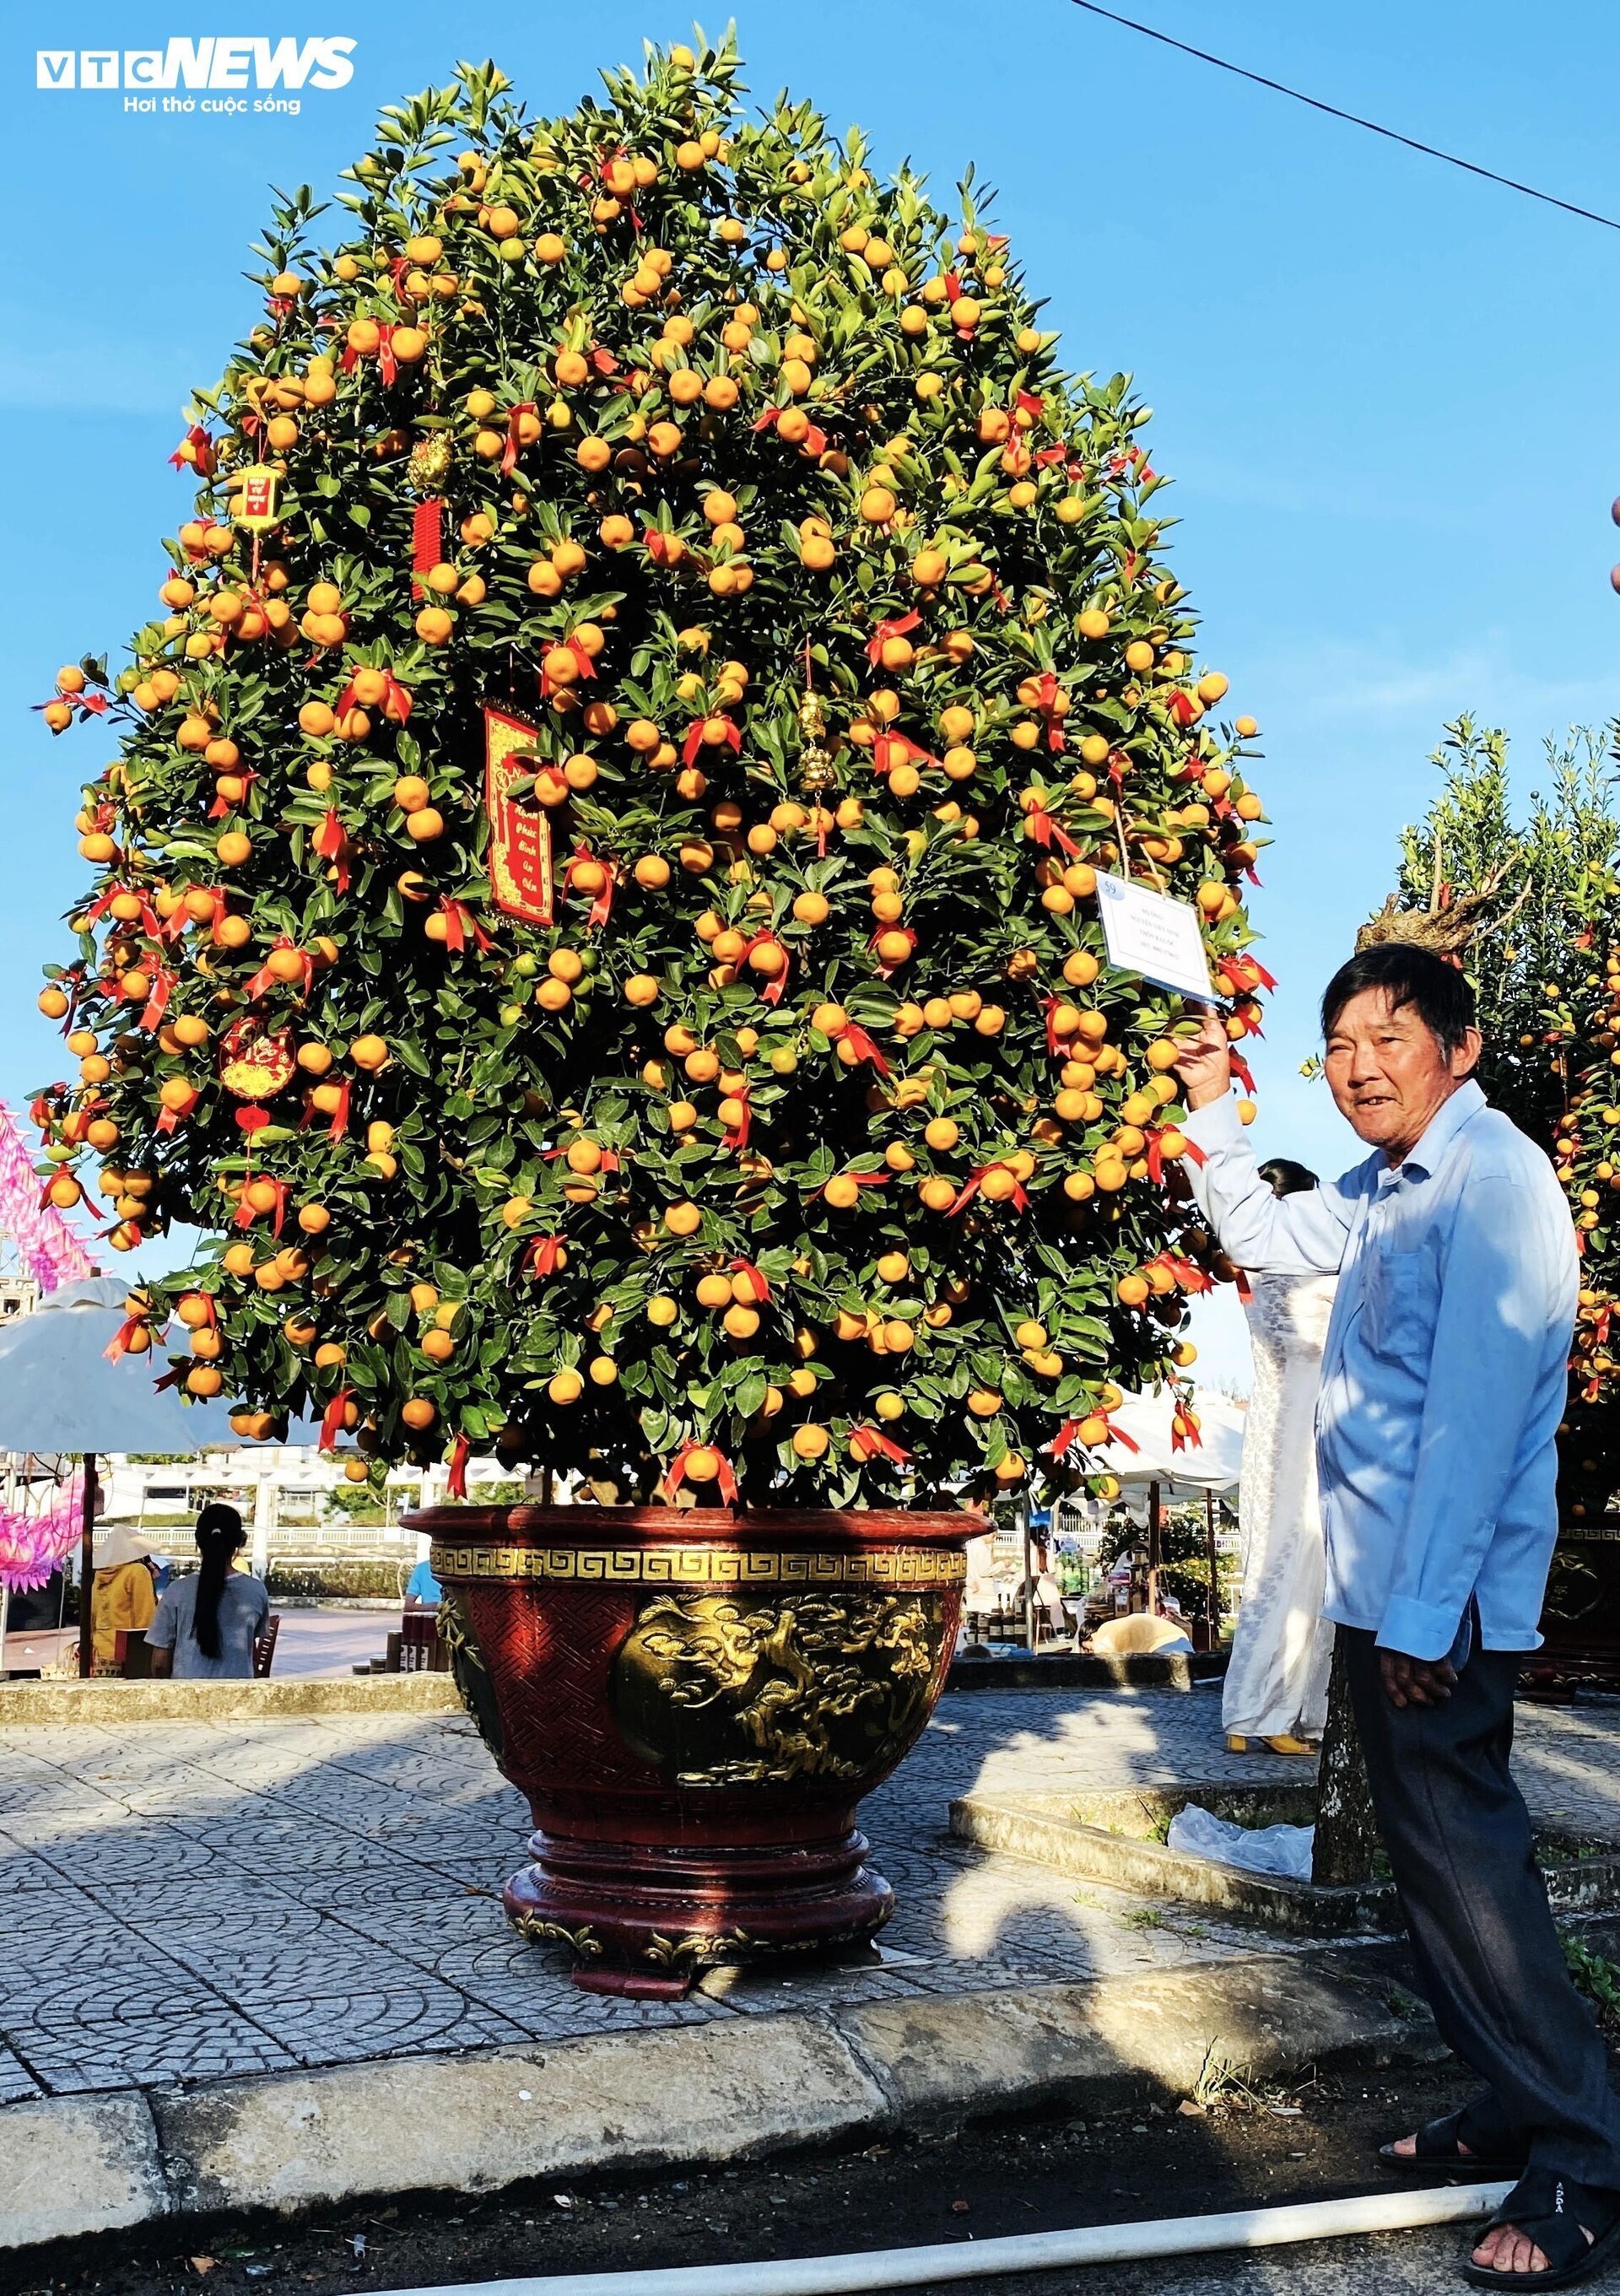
[1461,2168,1620,2288]
[1377,2104,1527,2174]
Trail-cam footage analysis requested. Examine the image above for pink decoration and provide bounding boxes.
[0,1469,84,1592]
[0,1103,94,1293]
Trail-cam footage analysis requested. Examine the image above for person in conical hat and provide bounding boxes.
[91,1525,158,1668]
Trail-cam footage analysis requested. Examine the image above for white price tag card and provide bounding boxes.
[1095,872,1218,1003]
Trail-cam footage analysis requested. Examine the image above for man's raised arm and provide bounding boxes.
[1174,1011,1353,1278]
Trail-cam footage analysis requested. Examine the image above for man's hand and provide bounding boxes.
[1379,1649,1457,1709]
[1172,1008,1234,1110]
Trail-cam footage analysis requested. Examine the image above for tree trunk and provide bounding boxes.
[1310,1630,1380,1886]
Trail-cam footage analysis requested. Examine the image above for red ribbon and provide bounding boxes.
[751,408,829,456]
[1144,1250,1213,1295]
[561,845,614,927]
[1048,1414,1139,1460]
[319,1388,353,1454]
[181,889,227,946]
[500,402,537,477]
[208,769,257,821]
[727,1257,770,1301]
[312,809,351,894]
[85,885,160,937]
[1041,997,1066,1058]
[235,1175,289,1239]
[665,1440,737,1502]
[1167,691,1197,728]
[1025,803,1079,857]
[681,715,742,765]
[300,1078,350,1142]
[868,926,916,980]
[1034,443,1088,481]
[840,1023,890,1078]
[340,323,398,385]
[436,897,493,954]
[523,1235,564,1279]
[447,1435,470,1499]
[866,610,921,667]
[244,937,314,1003]
[1215,954,1277,995]
[411,499,445,599]
[850,1424,912,1466]
[154,1083,200,1135]
[1018,673,1064,753]
[336,670,412,725]
[720,1091,752,1151]
[139,969,176,1032]
[104,1315,151,1364]
[1170,1407,1202,1453]
[541,636,597,700]
[1230,1052,1256,1094]
[872,732,938,778]
[737,930,791,1007]
[948,1164,1029,1216]
[170,424,217,475]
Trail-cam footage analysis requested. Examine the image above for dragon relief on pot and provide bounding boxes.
[609,1588,946,1786]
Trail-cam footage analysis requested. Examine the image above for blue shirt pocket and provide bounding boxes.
[1359,1232,1439,1367]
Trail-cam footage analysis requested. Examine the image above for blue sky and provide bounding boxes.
[5,3,1617,1378]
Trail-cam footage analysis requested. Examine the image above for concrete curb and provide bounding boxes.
[0,1944,1440,2252]
[0,1676,462,1725]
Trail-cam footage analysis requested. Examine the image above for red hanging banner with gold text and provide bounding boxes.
[483,705,555,927]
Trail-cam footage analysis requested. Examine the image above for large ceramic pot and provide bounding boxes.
[413,1503,978,1996]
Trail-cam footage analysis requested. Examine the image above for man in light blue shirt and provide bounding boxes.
[1178,942,1620,2286]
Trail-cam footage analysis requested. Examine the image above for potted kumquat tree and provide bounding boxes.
[34,36,1269,1991]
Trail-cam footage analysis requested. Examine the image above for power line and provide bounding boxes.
[1066,0,1620,232]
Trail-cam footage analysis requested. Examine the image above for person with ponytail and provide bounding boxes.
[145,1503,270,1680]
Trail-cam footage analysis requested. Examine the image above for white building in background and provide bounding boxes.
[0,1277,39,1325]
[100,1449,520,1575]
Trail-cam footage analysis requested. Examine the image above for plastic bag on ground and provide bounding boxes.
[1164,1802,1315,1881]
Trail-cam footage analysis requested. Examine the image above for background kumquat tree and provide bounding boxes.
[1371,715,1620,1524]
[34,35,1270,1506]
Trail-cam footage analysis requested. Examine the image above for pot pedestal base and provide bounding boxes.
[504,1826,894,1997]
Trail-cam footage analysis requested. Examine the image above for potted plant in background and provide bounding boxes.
[31,36,1270,1992]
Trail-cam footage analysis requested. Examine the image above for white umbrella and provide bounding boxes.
[0,1278,257,1455]
[1090,1387,1248,1642]
[0,1277,315,1674]
[1098,1386,1247,1497]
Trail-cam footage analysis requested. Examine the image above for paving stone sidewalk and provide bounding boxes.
[2,1683,1616,2108]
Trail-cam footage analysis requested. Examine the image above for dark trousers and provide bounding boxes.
[1342,1625,1620,2189]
